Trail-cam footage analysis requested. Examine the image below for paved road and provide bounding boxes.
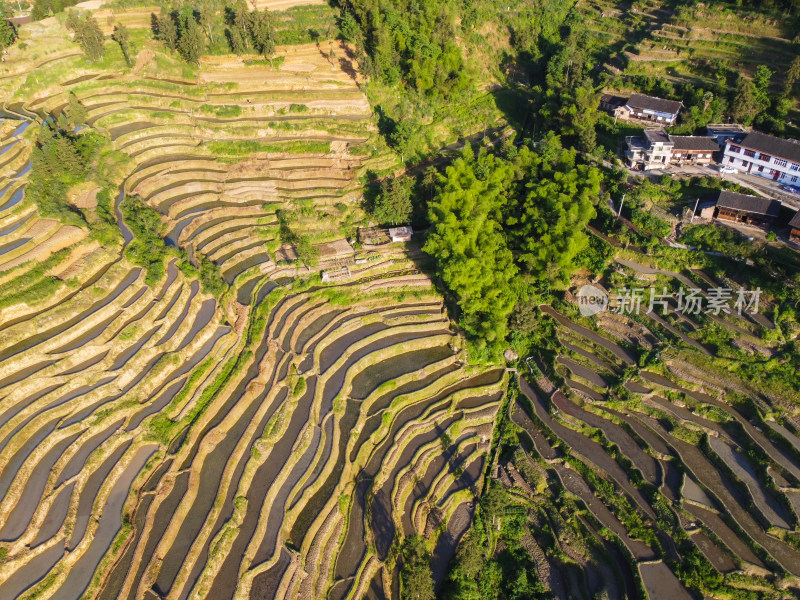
[635,163,800,209]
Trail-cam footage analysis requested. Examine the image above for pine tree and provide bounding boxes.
[65,9,81,32]
[373,178,413,226]
[66,12,105,63]
[178,16,204,64]
[155,10,178,51]
[731,79,759,124]
[784,56,800,98]
[249,8,275,59]
[229,26,247,55]
[83,15,105,62]
[112,22,132,66]
[65,93,88,127]
[233,0,250,46]
[197,3,214,44]
[233,0,249,29]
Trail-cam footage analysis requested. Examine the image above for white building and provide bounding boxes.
[625,129,717,170]
[722,131,800,187]
[388,226,413,243]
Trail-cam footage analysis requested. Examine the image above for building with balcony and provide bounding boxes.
[722,131,800,187]
[670,136,719,165]
[626,130,717,169]
[626,129,673,170]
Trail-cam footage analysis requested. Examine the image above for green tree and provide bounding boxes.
[751,64,773,117]
[731,79,759,124]
[177,16,204,64]
[66,11,105,62]
[557,83,599,152]
[197,3,215,44]
[505,147,600,284]
[389,119,415,161]
[229,26,246,54]
[296,235,319,268]
[111,22,132,67]
[198,256,226,297]
[122,195,169,284]
[424,150,518,348]
[155,9,178,51]
[249,8,274,59]
[421,166,438,201]
[753,65,773,97]
[65,93,88,127]
[373,177,413,226]
[784,56,800,98]
[233,0,250,44]
[399,536,435,600]
[0,17,16,49]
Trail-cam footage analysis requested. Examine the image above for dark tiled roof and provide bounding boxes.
[739,131,800,163]
[715,190,781,217]
[626,93,683,115]
[669,136,719,151]
[600,94,627,108]
[644,129,670,145]
[789,210,800,229]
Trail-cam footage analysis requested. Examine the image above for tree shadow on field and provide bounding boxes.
[338,56,358,83]
[491,87,532,137]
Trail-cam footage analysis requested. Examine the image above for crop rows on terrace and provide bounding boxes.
[576,0,796,88]
[0,15,501,600]
[491,243,800,600]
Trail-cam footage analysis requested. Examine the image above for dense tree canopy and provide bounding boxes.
[178,15,205,64]
[29,124,102,226]
[0,7,16,49]
[32,0,79,20]
[372,177,413,226]
[399,536,435,600]
[423,138,601,350]
[336,0,471,98]
[153,7,209,63]
[503,144,600,282]
[442,483,550,600]
[224,0,275,59]
[424,149,518,348]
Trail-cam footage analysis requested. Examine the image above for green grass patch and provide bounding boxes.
[199,104,243,118]
[206,140,331,156]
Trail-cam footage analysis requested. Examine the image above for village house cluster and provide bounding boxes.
[601,91,800,239]
[603,92,800,190]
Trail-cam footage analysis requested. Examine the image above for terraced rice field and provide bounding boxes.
[499,250,800,599]
[577,0,798,90]
[0,15,503,599]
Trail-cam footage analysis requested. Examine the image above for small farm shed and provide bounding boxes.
[389,226,413,243]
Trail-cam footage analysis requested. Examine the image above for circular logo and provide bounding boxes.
[576,284,608,317]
